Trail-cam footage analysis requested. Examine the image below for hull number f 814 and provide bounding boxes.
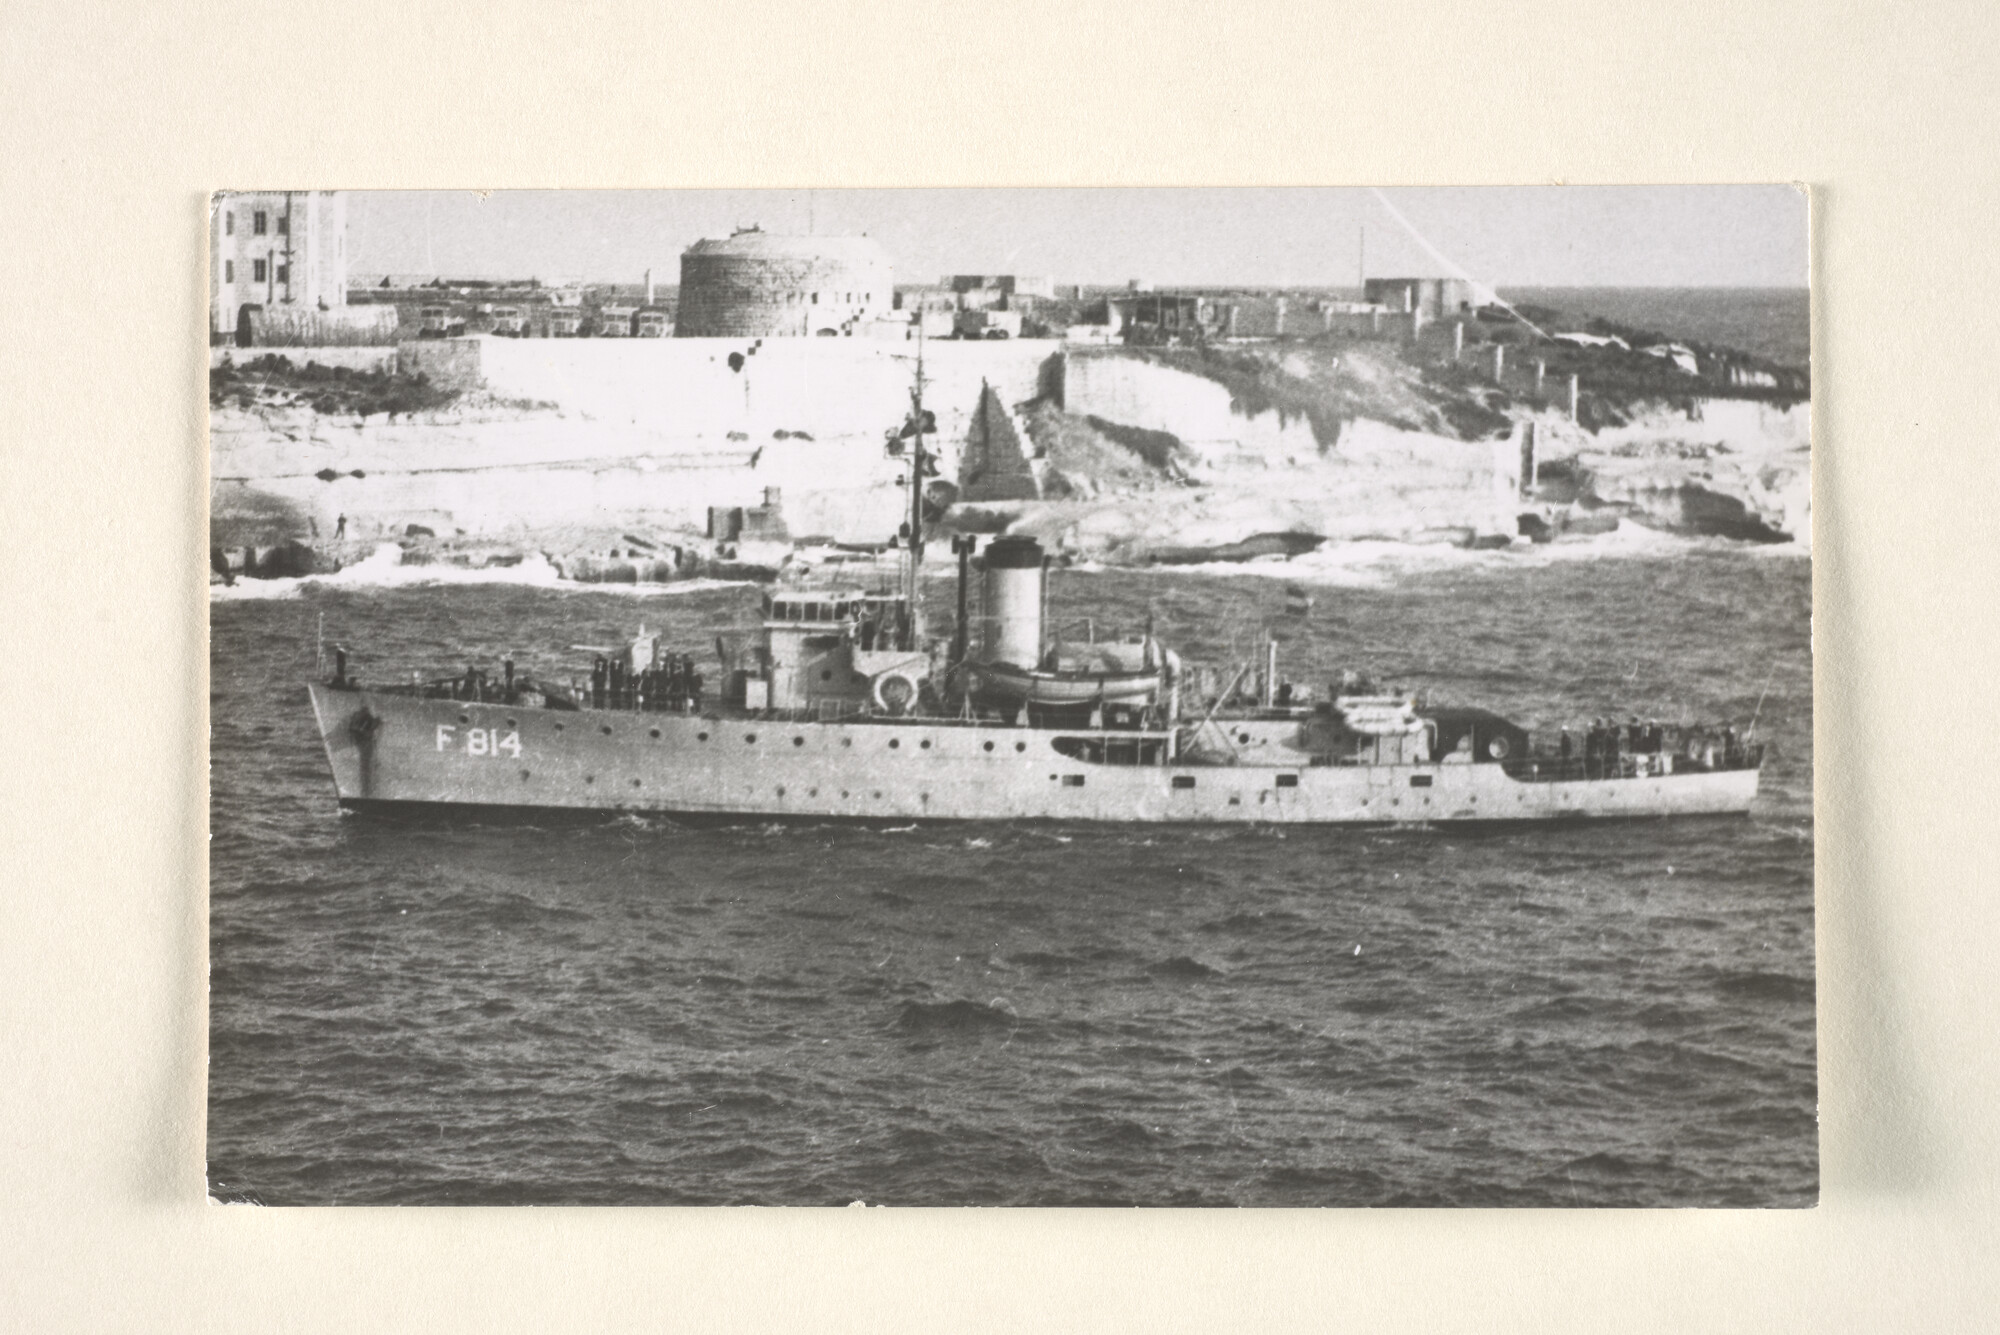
[436,724,523,758]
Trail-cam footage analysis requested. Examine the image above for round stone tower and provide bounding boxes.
[673,228,893,338]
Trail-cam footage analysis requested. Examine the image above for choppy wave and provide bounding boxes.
[1115,525,1807,588]
[211,544,752,601]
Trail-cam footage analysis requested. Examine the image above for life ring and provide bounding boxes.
[1486,735,1511,760]
[872,670,920,716]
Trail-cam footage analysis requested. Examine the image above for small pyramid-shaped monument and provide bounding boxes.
[957,381,1040,503]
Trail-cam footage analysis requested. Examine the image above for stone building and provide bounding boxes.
[1108,293,1221,340]
[674,228,893,338]
[1363,277,1479,322]
[949,274,1054,310]
[210,191,350,340]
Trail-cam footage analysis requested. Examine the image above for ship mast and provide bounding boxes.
[901,321,930,649]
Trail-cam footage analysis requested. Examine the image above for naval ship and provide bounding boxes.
[307,360,1763,826]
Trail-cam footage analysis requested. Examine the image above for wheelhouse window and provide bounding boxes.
[252,259,267,282]
[252,211,267,235]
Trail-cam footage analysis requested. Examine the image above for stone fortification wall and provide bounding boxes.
[212,339,1065,548]
[1062,351,1322,466]
[470,336,1054,446]
[212,411,921,546]
[211,346,398,373]
[398,338,484,388]
[675,234,893,338]
[1321,308,1419,340]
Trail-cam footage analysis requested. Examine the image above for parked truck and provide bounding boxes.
[418,304,466,339]
[595,305,637,338]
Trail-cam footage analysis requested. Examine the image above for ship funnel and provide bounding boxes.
[981,535,1046,669]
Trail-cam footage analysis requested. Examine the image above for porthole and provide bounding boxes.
[745,734,757,744]
[649,727,661,739]
[776,786,786,797]
[919,739,931,749]
[821,670,832,681]
[697,731,709,742]
[600,724,613,735]
[872,790,882,799]
[1237,732,1251,745]
[506,719,517,729]
[553,722,565,732]
[459,713,471,724]
[842,738,852,748]
[1015,742,1026,753]
[983,741,994,752]
[889,739,900,749]
[630,778,641,788]
[809,787,818,797]
[519,770,531,781]
[584,775,595,785]
[793,736,805,747]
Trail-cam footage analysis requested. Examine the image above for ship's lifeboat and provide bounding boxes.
[968,639,1174,708]
[968,660,1164,708]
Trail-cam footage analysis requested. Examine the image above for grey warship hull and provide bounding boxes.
[309,684,1760,825]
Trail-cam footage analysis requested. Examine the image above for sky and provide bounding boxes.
[343,186,1808,290]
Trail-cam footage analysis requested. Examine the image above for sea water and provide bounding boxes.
[207,542,1814,1205]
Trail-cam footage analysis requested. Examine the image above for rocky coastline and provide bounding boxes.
[209,328,1809,588]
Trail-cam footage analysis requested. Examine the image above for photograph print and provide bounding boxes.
[207,186,1814,1206]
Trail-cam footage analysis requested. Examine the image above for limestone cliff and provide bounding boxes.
[210,329,1808,583]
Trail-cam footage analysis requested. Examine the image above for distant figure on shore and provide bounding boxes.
[335,513,347,540]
